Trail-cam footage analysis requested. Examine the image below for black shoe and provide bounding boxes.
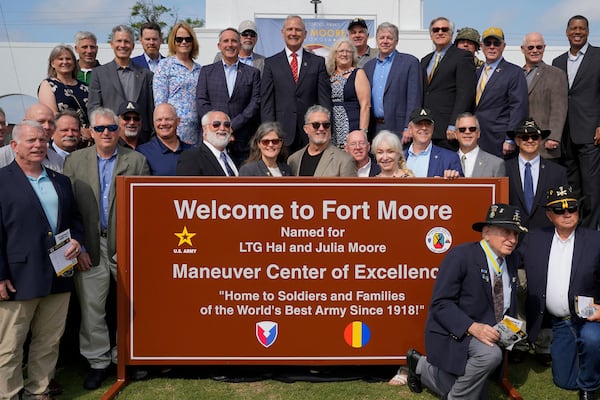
[407,348,423,393]
[48,378,63,396]
[508,350,527,364]
[536,353,552,367]
[580,390,597,400]
[83,367,108,390]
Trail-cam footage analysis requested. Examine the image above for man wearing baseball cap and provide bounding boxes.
[521,185,600,400]
[347,18,375,68]
[474,27,528,159]
[408,203,526,399]
[214,20,265,74]
[117,101,144,149]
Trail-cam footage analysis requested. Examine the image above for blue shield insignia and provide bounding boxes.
[256,321,278,348]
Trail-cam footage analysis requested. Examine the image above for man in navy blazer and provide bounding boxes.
[197,28,261,166]
[130,22,164,73]
[260,15,332,152]
[474,27,528,159]
[364,22,422,142]
[404,108,463,178]
[421,17,476,151]
[521,185,600,399]
[407,204,527,399]
[0,121,84,399]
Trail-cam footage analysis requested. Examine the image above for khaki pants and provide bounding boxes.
[0,292,70,400]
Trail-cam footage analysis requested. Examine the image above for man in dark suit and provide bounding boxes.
[364,22,422,142]
[0,121,83,400]
[63,107,149,390]
[407,204,527,399]
[260,15,332,153]
[88,25,154,143]
[521,185,600,400]
[404,108,463,178]
[521,32,568,161]
[131,22,164,73]
[421,17,476,151]
[474,27,528,159]
[456,112,505,177]
[552,15,600,229]
[505,118,568,231]
[177,111,238,176]
[344,129,380,177]
[197,28,261,166]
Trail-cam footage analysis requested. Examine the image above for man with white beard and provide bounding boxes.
[176,111,238,176]
[117,101,144,149]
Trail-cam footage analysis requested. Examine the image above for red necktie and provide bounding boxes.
[291,52,298,83]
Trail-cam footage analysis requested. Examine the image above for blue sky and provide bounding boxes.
[1,0,599,45]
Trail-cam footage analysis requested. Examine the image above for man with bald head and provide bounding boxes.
[344,129,380,176]
[521,32,568,161]
[0,103,64,171]
[137,103,193,175]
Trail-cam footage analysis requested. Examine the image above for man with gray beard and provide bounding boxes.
[117,101,143,149]
[176,111,239,176]
[214,20,265,74]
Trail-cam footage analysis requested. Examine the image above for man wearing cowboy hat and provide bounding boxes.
[407,204,527,399]
[521,185,600,400]
[506,117,568,231]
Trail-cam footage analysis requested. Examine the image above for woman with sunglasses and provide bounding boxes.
[239,122,292,176]
[153,21,201,146]
[371,130,414,178]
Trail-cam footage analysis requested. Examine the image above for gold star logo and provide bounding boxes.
[174,226,196,247]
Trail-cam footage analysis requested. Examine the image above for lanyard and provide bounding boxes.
[480,240,503,276]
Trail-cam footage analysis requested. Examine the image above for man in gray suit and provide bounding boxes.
[455,112,505,177]
[214,20,265,74]
[521,32,568,161]
[88,25,154,144]
[63,107,149,390]
[288,105,356,176]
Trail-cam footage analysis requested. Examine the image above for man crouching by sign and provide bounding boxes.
[406,204,527,399]
[0,121,84,400]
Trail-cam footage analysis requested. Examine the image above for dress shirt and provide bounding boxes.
[27,167,59,235]
[458,146,480,178]
[372,51,396,118]
[285,47,302,75]
[523,63,540,87]
[357,160,372,177]
[238,54,254,67]
[406,142,432,177]
[203,140,239,176]
[478,57,503,88]
[567,42,588,88]
[518,155,540,196]
[480,240,511,315]
[223,61,239,97]
[545,230,575,318]
[426,45,450,78]
[98,148,118,230]
[51,142,70,159]
[143,53,161,73]
[116,63,135,102]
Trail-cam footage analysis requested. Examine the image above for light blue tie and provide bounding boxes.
[524,162,534,213]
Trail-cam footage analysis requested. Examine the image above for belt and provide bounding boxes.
[553,315,571,321]
[375,118,385,124]
[100,230,108,238]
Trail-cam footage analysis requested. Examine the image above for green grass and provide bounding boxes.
[54,357,579,399]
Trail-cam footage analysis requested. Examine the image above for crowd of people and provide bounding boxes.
[0,11,600,400]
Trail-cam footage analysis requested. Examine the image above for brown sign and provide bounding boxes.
[116,177,507,365]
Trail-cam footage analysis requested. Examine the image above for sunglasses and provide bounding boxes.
[260,138,283,146]
[92,124,118,133]
[241,31,257,38]
[457,126,477,133]
[122,115,141,122]
[211,120,232,129]
[483,39,502,47]
[432,27,450,33]
[551,206,578,215]
[526,45,544,51]
[174,36,193,43]
[516,133,541,142]
[307,122,331,129]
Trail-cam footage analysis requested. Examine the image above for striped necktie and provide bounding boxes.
[476,65,491,105]
[428,52,441,84]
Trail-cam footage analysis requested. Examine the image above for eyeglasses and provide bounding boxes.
[122,115,141,122]
[337,49,353,54]
[551,206,578,215]
[92,124,118,133]
[174,36,193,43]
[431,27,450,33]
[457,126,478,133]
[241,31,257,38]
[347,141,367,148]
[307,122,331,129]
[516,133,541,142]
[526,45,544,51]
[211,120,232,129]
[483,39,502,47]
[260,138,283,146]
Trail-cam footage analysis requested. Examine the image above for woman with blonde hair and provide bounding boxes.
[153,21,201,145]
[372,130,414,177]
[326,39,371,147]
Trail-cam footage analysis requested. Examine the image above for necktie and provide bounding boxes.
[291,52,299,83]
[220,152,236,176]
[476,65,490,105]
[524,162,534,213]
[493,259,504,323]
[461,155,467,177]
[428,52,441,84]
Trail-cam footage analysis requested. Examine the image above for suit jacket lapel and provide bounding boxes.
[201,144,225,175]
[572,46,596,89]
[109,151,130,215]
[528,63,544,94]
[108,61,126,99]
[131,68,144,102]
[314,145,334,176]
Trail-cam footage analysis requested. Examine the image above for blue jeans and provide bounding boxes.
[551,317,600,391]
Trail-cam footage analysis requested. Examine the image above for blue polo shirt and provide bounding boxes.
[136,136,192,176]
